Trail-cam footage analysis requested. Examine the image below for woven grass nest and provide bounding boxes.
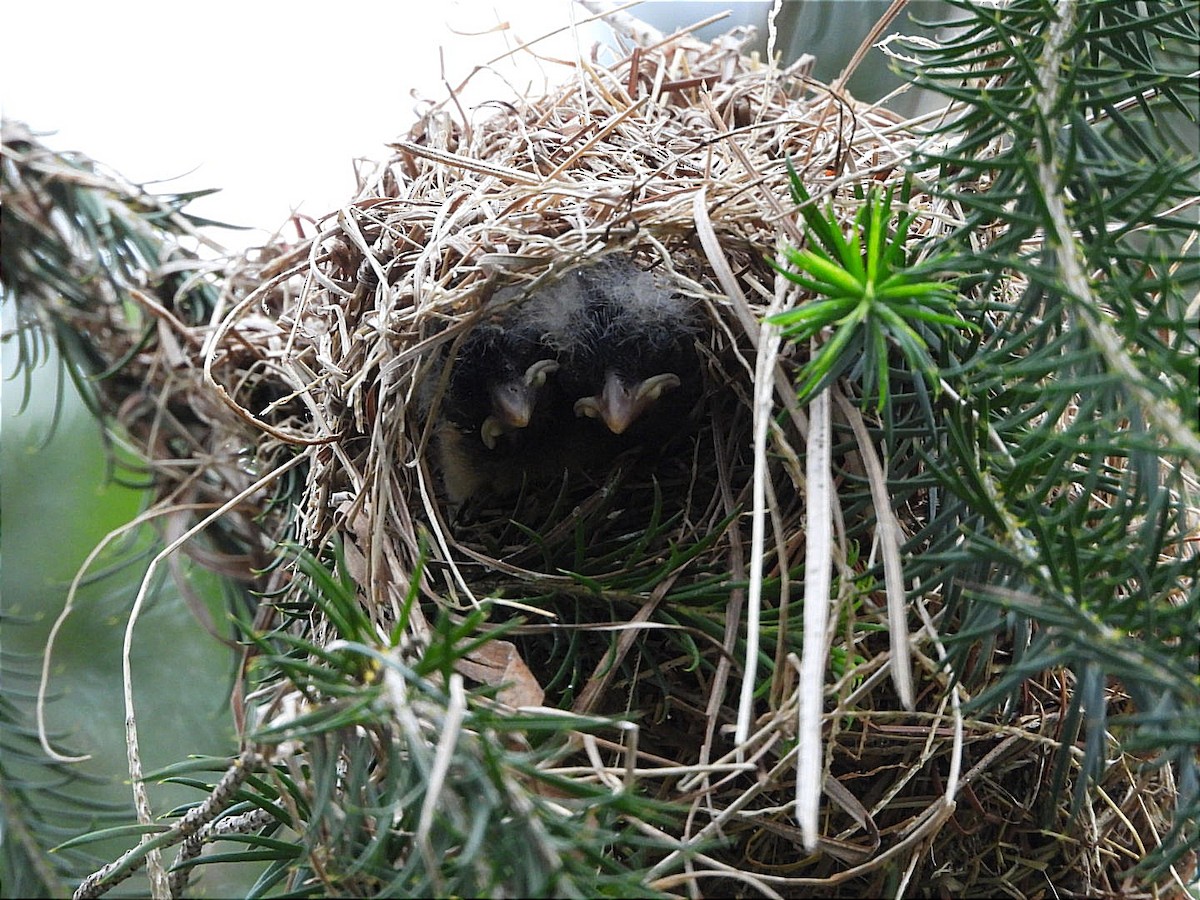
[178,16,1185,899]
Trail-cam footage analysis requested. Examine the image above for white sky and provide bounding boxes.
[1,1,612,249]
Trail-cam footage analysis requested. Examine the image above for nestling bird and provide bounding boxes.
[440,321,559,450]
[427,313,561,503]
[552,256,701,441]
[427,255,702,504]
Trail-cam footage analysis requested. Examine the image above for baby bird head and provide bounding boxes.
[570,309,688,434]
[564,258,700,437]
[427,256,704,505]
[443,322,558,449]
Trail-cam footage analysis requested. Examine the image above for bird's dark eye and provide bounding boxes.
[497,382,523,405]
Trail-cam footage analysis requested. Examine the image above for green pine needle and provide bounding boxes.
[769,164,979,410]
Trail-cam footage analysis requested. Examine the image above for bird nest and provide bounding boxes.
[47,12,1186,900]
[225,28,920,624]
[226,28,903,718]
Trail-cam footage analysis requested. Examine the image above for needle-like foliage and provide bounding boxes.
[769,166,977,411]
[1,122,228,434]
[0,648,131,898]
[154,544,677,899]
[890,0,1200,879]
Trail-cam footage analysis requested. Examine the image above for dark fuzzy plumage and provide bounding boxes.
[430,318,560,503]
[430,255,702,504]
[553,257,701,443]
[440,322,553,436]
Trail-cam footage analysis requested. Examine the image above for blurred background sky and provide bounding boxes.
[0,1,800,248]
[2,1,610,246]
[1,1,926,247]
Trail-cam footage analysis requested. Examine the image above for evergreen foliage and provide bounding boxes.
[893,0,1199,875]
